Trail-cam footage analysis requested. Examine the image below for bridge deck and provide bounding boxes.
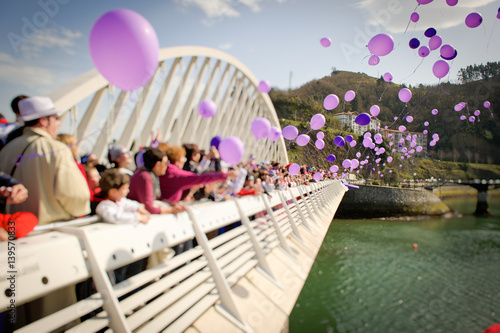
[1,181,346,333]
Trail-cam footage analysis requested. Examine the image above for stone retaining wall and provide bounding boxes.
[335,185,451,219]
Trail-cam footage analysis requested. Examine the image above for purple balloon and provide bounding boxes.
[469,116,476,122]
[409,38,420,49]
[370,105,380,117]
[258,80,271,93]
[410,12,420,23]
[296,134,310,146]
[424,121,429,126]
[440,44,455,58]
[313,173,323,181]
[344,90,356,102]
[484,101,491,108]
[433,60,449,79]
[431,109,438,115]
[418,46,430,57]
[268,126,281,142]
[446,0,458,6]
[251,117,271,139]
[89,9,159,91]
[198,99,217,118]
[460,115,466,120]
[350,140,357,147]
[368,54,380,66]
[383,72,393,82]
[210,135,222,149]
[219,136,245,165]
[315,139,325,150]
[317,131,324,140]
[417,0,434,4]
[355,113,371,126]
[406,116,414,123]
[424,28,437,38]
[334,136,346,147]
[345,135,354,143]
[289,163,300,176]
[441,50,458,61]
[324,94,340,110]
[428,35,442,50]
[474,110,480,116]
[327,154,336,162]
[465,12,483,28]
[342,159,351,169]
[320,37,331,47]
[310,114,326,130]
[330,165,339,173]
[367,33,394,57]
[399,125,407,132]
[398,88,412,103]
[282,125,298,140]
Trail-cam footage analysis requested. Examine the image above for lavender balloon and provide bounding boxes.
[367,33,395,56]
[350,140,357,147]
[370,105,380,117]
[428,35,442,50]
[398,88,412,103]
[324,94,340,110]
[268,126,281,142]
[465,12,483,28]
[198,99,217,118]
[320,37,332,47]
[342,159,351,169]
[258,80,271,93]
[315,139,325,150]
[288,163,300,176]
[313,173,323,181]
[89,9,160,91]
[219,136,245,165]
[383,72,393,82]
[310,114,326,130]
[431,109,438,115]
[330,165,339,173]
[282,125,298,140]
[251,117,271,139]
[316,131,324,140]
[368,55,380,66]
[296,134,310,146]
[344,90,356,102]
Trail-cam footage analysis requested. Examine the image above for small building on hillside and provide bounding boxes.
[332,111,381,135]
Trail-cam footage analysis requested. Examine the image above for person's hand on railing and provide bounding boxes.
[138,206,151,223]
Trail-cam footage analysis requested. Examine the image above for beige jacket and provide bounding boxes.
[0,127,90,225]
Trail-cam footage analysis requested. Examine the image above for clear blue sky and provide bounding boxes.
[0,0,499,120]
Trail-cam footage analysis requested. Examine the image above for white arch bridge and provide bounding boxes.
[49,46,288,164]
[0,47,349,333]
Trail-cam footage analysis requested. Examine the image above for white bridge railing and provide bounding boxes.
[1,180,347,333]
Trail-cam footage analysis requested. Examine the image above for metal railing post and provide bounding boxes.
[185,208,252,333]
[261,195,296,260]
[233,199,282,288]
[297,186,320,226]
[278,191,306,246]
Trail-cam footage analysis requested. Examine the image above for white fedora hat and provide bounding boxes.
[18,96,64,122]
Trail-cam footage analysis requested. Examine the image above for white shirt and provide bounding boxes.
[96,197,142,224]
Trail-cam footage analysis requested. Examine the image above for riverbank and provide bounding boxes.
[336,184,450,219]
[433,184,500,199]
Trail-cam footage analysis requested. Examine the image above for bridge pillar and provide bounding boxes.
[474,186,490,216]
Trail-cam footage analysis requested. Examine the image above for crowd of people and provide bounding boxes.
[0,95,333,330]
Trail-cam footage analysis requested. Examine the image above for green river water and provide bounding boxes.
[289,196,500,333]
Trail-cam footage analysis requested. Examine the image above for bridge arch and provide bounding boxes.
[48,46,288,164]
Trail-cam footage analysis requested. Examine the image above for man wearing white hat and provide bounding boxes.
[0,96,90,225]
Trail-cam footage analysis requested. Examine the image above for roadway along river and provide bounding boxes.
[290,196,500,333]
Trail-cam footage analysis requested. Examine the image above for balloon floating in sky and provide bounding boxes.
[409,38,420,49]
[440,44,455,58]
[296,134,310,146]
[317,131,324,140]
[324,94,340,110]
[219,136,245,165]
[474,110,481,116]
[417,0,434,4]
[89,9,160,91]
[330,165,339,173]
[344,90,356,102]
[327,154,336,162]
[424,28,437,38]
[268,126,281,142]
[289,163,300,176]
[446,0,458,6]
[320,37,332,47]
[418,46,430,57]
[433,60,450,79]
[313,173,323,181]
[441,50,458,61]
[484,101,491,108]
[310,114,326,130]
[429,35,442,50]
[315,139,325,150]
[410,12,420,22]
[251,117,271,139]
[367,33,394,57]
[355,113,371,126]
[465,12,483,28]
[345,135,354,143]
[334,136,346,147]
[398,88,412,103]
[198,99,217,118]
[431,109,438,115]
[210,135,222,150]
[406,115,414,123]
[368,54,380,66]
[258,80,271,93]
[282,125,298,140]
[383,72,393,82]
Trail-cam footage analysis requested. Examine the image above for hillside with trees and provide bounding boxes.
[270,62,500,180]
